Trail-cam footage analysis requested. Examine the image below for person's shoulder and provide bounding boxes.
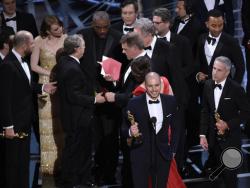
[109,28,123,38]
[16,11,35,19]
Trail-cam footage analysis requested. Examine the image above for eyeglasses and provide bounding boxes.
[153,21,164,25]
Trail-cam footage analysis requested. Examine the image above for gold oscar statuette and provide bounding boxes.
[127,110,142,145]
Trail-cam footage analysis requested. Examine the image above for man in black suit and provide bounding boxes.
[199,56,250,188]
[191,0,234,35]
[0,30,56,188]
[78,11,124,185]
[123,72,180,188]
[0,0,38,37]
[171,0,205,56]
[134,17,189,170]
[196,9,244,86]
[111,0,138,35]
[55,34,105,188]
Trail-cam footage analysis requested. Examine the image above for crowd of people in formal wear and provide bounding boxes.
[0,0,250,188]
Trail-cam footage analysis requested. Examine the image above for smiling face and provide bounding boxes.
[145,73,161,100]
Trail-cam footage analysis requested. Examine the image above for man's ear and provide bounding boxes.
[205,21,209,29]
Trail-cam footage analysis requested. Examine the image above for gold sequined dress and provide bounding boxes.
[38,48,64,177]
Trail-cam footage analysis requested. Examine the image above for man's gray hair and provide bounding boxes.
[92,11,110,21]
[215,56,232,71]
[63,34,84,55]
[134,18,155,36]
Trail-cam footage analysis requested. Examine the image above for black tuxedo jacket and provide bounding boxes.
[200,79,250,149]
[55,55,95,132]
[78,28,124,91]
[123,93,180,162]
[242,0,250,47]
[151,39,190,108]
[1,11,38,37]
[111,21,124,34]
[171,15,205,55]
[0,52,42,133]
[192,0,234,35]
[196,32,245,83]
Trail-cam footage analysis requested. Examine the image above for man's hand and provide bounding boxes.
[197,72,208,82]
[130,122,139,137]
[43,82,57,94]
[4,128,16,139]
[200,136,208,150]
[105,92,115,102]
[95,92,106,103]
[216,119,229,134]
[104,74,114,82]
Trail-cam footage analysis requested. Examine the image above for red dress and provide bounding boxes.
[132,76,186,188]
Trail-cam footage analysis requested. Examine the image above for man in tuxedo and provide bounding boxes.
[171,0,205,56]
[0,0,38,37]
[123,72,180,188]
[0,30,56,188]
[191,0,234,35]
[196,9,244,86]
[78,11,124,185]
[55,34,105,188]
[134,17,189,170]
[111,0,138,35]
[199,56,250,187]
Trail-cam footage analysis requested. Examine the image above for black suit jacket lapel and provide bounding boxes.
[217,79,230,113]
[16,11,21,31]
[208,81,216,112]
[13,59,30,87]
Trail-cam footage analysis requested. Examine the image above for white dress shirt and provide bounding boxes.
[214,79,226,110]
[204,33,221,65]
[144,36,157,58]
[146,94,163,134]
[3,12,17,33]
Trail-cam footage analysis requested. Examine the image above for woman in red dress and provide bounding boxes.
[130,56,186,188]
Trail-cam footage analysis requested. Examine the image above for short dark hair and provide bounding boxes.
[120,0,138,12]
[0,29,12,49]
[120,32,144,50]
[153,7,172,22]
[131,56,151,83]
[207,9,223,21]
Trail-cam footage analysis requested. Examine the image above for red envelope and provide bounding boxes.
[102,57,122,81]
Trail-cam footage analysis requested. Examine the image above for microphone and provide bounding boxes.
[150,117,157,129]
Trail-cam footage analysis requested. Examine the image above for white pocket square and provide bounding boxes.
[166,114,172,118]
[224,97,231,100]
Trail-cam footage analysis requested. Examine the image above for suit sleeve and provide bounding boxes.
[199,82,210,136]
[0,63,14,127]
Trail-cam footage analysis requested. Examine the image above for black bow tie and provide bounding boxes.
[5,16,16,22]
[213,83,222,90]
[21,57,26,63]
[149,99,160,104]
[207,36,216,45]
[124,27,134,32]
[158,37,167,41]
[144,46,152,50]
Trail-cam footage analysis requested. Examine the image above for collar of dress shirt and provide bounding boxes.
[214,78,226,89]
[146,93,161,104]
[0,52,5,60]
[208,32,221,45]
[3,12,16,20]
[69,55,80,64]
[158,31,171,42]
[135,50,147,59]
[146,35,157,51]
[12,48,23,64]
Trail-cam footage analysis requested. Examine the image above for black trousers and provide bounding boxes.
[4,135,30,188]
[60,124,92,187]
